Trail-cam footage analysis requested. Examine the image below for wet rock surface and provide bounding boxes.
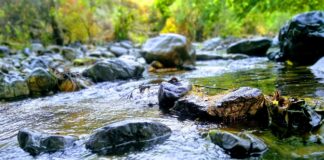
[0,30,324,159]
[201,37,222,51]
[227,38,272,56]
[208,87,265,120]
[209,130,267,158]
[142,34,195,67]
[172,95,211,120]
[86,119,172,155]
[109,45,128,57]
[0,73,30,100]
[26,68,58,96]
[266,97,322,137]
[0,46,10,57]
[196,51,248,61]
[267,50,285,62]
[108,40,135,57]
[158,79,191,111]
[279,11,324,65]
[82,57,144,82]
[61,47,83,61]
[310,57,324,79]
[18,128,77,156]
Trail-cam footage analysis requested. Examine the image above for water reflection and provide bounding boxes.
[275,65,324,98]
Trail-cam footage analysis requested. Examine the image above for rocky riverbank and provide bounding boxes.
[0,11,323,159]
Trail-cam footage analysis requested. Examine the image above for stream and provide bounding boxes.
[0,57,323,159]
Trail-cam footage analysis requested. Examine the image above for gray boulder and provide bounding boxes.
[201,37,222,51]
[86,119,171,155]
[82,57,144,82]
[31,43,45,55]
[0,46,10,57]
[18,128,77,156]
[0,73,30,100]
[88,47,115,58]
[172,95,211,120]
[109,45,128,57]
[279,11,324,65]
[26,68,58,96]
[227,38,272,56]
[61,47,83,61]
[0,60,17,73]
[208,87,265,120]
[120,40,134,49]
[142,34,195,67]
[107,41,134,57]
[47,45,62,53]
[209,130,267,158]
[23,57,49,69]
[158,79,191,111]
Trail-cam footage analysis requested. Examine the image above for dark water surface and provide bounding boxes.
[0,57,323,159]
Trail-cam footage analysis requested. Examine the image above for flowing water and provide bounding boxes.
[0,57,323,159]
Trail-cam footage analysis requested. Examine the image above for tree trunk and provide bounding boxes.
[51,16,64,45]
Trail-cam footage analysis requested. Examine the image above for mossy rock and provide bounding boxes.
[27,68,58,96]
[73,58,97,66]
[58,79,78,92]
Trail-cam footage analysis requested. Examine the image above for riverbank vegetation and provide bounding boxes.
[0,0,323,47]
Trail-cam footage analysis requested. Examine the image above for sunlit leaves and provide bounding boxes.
[0,0,323,45]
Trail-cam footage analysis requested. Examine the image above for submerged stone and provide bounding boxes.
[85,119,171,155]
[209,130,267,158]
[142,33,195,67]
[208,87,265,120]
[18,128,77,156]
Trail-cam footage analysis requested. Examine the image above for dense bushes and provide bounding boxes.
[0,0,322,46]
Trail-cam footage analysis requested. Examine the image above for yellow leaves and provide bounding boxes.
[73,58,97,66]
[161,17,178,33]
[56,0,100,42]
[286,60,294,66]
[256,25,267,35]
[272,100,279,106]
[58,79,78,92]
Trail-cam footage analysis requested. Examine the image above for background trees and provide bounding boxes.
[0,0,322,46]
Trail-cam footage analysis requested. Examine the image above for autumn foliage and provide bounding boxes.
[0,0,322,46]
